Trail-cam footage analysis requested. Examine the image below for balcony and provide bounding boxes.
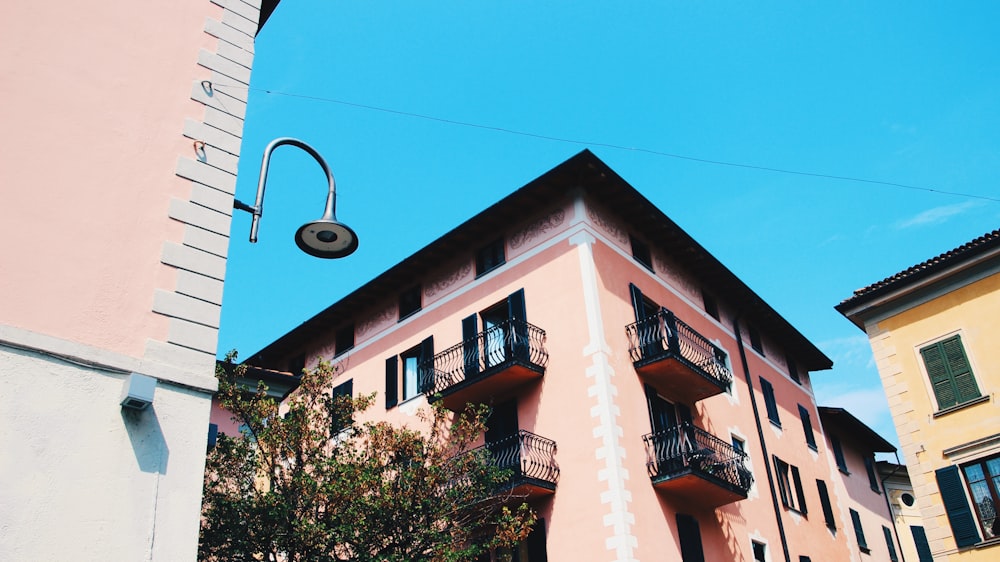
[626,309,732,403]
[420,319,548,410]
[471,430,559,499]
[643,423,753,508]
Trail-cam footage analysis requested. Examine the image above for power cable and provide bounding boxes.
[213,83,1000,203]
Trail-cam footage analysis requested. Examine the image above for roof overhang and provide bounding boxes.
[818,406,896,453]
[247,150,832,373]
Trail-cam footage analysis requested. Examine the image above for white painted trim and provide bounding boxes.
[571,227,638,562]
[0,323,217,393]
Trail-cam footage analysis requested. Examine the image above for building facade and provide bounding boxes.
[247,151,898,561]
[837,230,1000,560]
[0,1,280,559]
[818,407,902,561]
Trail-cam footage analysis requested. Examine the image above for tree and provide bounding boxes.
[199,355,536,562]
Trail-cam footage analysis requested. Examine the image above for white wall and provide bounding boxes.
[0,346,212,561]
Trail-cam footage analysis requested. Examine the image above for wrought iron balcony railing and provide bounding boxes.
[642,423,753,494]
[470,430,559,493]
[625,308,733,388]
[419,319,548,398]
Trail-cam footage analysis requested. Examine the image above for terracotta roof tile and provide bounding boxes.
[844,228,1000,303]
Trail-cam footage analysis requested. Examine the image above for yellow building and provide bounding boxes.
[837,229,1000,560]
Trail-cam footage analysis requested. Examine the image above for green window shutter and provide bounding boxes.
[935,465,982,547]
[817,479,836,529]
[792,465,807,514]
[941,336,980,403]
[883,526,898,562]
[850,508,868,550]
[921,336,980,409]
[676,513,706,562]
[910,526,933,562]
[385,356,398,409]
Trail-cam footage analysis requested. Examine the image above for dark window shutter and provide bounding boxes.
[760,377,780,425]
[462,314,480,378]
[792,465,807,513]
[385,356,398,409]
[676,513,705,562]
[525,518,548,562]
[935,465,982,547]
[629,283,647,321]
[798,405,816,448]
[418,336,434,394]
[507,289,529,361]
[850,509,868,550]
[773,456,790,507]
[817,479,836,529]
[865,456,881,492]
[883,526,898,562]
[799,557,811,562]
[910,525,933,562]
[832,436,848,472]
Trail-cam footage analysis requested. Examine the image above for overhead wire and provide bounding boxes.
[212,83,1000,203]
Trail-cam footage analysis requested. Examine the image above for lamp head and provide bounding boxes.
[295,218,359,259]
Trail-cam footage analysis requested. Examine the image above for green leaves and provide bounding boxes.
[200,356,535,562]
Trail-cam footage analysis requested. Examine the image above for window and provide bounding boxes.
[882,526,898,562]
[910,526,933,562]
[330,379,353,434]
[919,335,981,410]
[676,513,705,562]
[630,235,653,271]
[799,557,812,562]
[798,405,816,450]
[786,355,801,384]
[832,435,849,473]
[702,290,720,321]
[864,456,881,493]
[774,456,807,514]
[335,324,354,356]
[384,336,433,408]
[473,289,530,369]
[476,238,506,276]
[961,455,1000,541]
[399,285,422,320]
[477,518,548,562]
[850,509,869,553]
[752,540,767,562]
[400,346,421,401]
[760,377,780,426]
[817,479,836,529]
[748,324,764,355]
[288,352,306,376]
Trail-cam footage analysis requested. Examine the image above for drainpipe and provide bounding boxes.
[880,452,907,562]
[733,312,791,562]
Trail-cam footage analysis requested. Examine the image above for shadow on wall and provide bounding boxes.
[121,406,169,474]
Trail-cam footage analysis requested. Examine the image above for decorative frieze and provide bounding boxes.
[426,261,472,298]
[510,209,566,250]
[358,305,396,339]
[585,206,629,245]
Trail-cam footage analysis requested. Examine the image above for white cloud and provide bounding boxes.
[895,201,980,230]
[817,335,876,370]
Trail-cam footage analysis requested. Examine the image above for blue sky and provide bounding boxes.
[217,1,1000,450]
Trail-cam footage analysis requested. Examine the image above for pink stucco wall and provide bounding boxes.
[0,1,216,357]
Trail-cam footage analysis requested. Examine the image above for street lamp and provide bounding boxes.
[233,137,359,259]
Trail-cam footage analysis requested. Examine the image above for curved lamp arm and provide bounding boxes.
[233,137,358,259]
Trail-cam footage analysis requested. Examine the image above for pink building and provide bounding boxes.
[0,1,280,559]
[819,407,902,561]
[244,150,898,561]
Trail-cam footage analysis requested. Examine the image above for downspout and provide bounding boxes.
[733,312,791,562]
[880,452,907,562]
